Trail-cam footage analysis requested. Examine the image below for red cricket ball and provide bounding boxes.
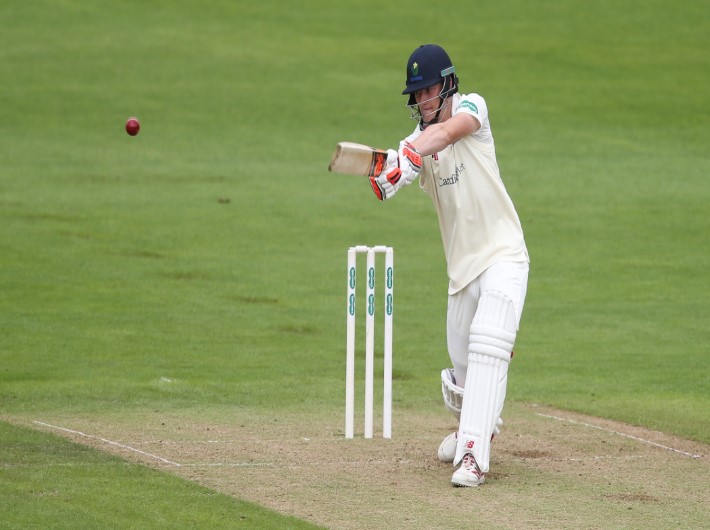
[125,117,140,136]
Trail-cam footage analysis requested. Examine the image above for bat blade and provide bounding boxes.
[328,142,388,177]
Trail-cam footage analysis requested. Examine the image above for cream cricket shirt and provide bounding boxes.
[408,93,529,294]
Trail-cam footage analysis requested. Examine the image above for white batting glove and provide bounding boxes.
[369,149,402,201]
[398,140,422,184]
[382,148,400,175]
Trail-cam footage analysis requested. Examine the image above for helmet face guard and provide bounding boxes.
[402,44,459,123]
[405,70,458,122]
[405,65,457,107]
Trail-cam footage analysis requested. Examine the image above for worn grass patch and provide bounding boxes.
[7,402,707,529]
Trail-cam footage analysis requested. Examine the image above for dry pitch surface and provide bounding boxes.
[11,402,709,529]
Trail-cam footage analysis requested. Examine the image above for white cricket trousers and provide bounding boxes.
[446,261,529,388]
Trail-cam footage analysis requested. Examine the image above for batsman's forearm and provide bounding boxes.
[410,113,480,156]
[410,123,453,156]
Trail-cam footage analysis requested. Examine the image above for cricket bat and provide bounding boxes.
[328,142,389,177]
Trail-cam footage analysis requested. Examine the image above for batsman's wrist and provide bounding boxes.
[404,140,419,153]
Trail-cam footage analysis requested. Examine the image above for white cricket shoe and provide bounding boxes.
[438,418,503,463]
[437,431,457,462]
[451,453,485,487]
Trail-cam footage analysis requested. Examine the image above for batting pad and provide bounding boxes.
[455,291,516,472]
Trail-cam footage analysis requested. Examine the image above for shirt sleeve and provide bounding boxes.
[455,93,493,145]
[454,93,488,126]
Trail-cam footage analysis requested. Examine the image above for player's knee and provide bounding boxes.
[468,290,517,362]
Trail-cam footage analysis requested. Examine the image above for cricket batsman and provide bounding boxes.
[370,44,530,487]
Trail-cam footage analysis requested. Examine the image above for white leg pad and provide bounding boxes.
[441,368,503,437]
[455,291,517,472]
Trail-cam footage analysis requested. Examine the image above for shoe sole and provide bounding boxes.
[451,478,485,487]
[451,471,485,487]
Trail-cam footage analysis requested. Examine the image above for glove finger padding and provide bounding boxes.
[369,148,406,201]
[385,149,399,171]
[399,141,422,171]
[370,172,399,201]
[384,166,402,185]
[369,176,385,201]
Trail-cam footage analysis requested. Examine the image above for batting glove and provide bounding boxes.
[370,149,402,201]
[398,140,422,184]
[370,166,402,201]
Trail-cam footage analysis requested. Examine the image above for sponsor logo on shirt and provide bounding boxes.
[459,100,478,114]
[439,163,464,187]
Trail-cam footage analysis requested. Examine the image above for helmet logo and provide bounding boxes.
[411,62,419,76]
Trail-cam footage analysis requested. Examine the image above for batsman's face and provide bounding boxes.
[415,83,446,120]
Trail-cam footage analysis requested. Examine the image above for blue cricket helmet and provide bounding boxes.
[402,44,459,105]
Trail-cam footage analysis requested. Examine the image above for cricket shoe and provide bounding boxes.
[451,453,485,487]
[437,431,457,462]
[437,418,503,463]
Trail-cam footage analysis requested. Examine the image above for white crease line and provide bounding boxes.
[133,440,226,445]
[179,462,274,468]
[33,421,182,467]
[536,413,704,459]
[511,453,649,462]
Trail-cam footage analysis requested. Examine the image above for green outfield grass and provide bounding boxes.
[0,421,322,529]
[1,0,708,527]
